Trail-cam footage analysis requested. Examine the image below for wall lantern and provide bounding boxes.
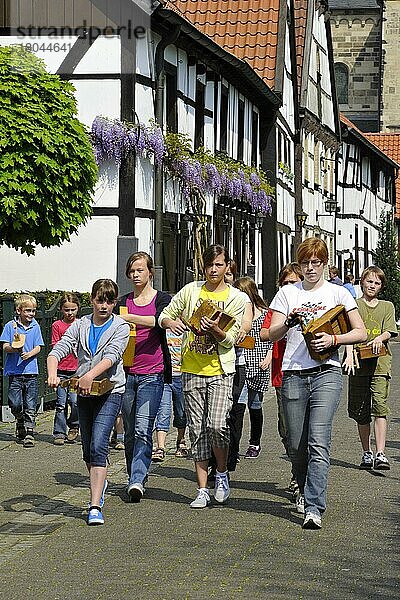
[296,210,308,229]
[255,211,265,230]
[344,254,355,273]
[316,200,338,220]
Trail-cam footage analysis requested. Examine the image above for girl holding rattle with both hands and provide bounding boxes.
[268,238,366,530]
[47,279,130,526]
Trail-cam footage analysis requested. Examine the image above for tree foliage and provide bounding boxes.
[374,210,400,318]
[0,46,97,254]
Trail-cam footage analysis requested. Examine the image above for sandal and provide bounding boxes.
[151,447,165,462]
[175,440,189,458]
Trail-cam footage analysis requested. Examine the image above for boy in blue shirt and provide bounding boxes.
[0,294,44,447]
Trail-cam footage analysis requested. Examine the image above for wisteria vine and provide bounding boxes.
[91,116,274,215]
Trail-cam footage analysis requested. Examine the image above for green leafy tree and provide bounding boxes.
[0,46,97,254]
[374,210,400,317]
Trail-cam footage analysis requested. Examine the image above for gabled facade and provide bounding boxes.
[293,0,341,264]
[166,0,300,300]
[337,115,398,278]
[363,131,400,251]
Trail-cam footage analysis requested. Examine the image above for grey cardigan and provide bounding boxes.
[49,315,130,394]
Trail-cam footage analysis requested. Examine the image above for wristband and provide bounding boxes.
[332,334,338,346]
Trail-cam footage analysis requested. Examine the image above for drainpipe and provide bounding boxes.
[153,24,181,290]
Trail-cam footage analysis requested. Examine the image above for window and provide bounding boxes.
[194,79,205,150]
[237,99,245,162]
[334,63,349,105]
[277,130,282,164]
[166,66,177,132]
[251,111,259,166]
[314,141,320,188]
[220,85,229,152]
[364,228,369,269]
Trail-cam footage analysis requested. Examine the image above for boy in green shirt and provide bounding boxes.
[343,266,398,470]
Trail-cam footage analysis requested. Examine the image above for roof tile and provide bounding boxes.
[164,0,280,87]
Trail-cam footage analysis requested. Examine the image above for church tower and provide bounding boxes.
[330,1,400,133]
[329,0,383,133]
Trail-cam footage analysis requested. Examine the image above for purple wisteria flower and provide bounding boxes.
[204,163,222,194]
[147,126,166,165]
[250,172,261,187]
[91,115,274,215]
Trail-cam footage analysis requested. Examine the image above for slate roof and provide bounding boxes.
[329,0,380,9]
[164,0,281,88]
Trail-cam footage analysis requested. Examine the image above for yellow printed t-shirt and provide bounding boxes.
[181,285,230,376]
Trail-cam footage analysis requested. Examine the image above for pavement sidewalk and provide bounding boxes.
[0,345,399,599]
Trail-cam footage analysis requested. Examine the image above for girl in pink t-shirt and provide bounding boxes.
[116,252,171,502]
[52,293,80,445]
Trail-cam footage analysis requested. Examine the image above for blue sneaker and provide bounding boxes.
[87,507,104,526]
[99,479,108,509]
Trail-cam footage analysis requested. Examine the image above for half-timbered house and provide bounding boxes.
[0,0,281,296]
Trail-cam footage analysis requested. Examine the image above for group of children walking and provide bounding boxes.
[1,240,397,529]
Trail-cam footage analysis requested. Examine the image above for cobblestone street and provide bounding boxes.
[0,344,399,599]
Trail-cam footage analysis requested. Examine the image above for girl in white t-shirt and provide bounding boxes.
[269,238,366,530]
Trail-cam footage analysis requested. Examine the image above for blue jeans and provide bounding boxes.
[157,376,186,431]
[155,384,172,432]
[237,383,263,410]
[282,366,342,516]
[8,375,38,429]
[122,373,164,486]
[77,392,123,467]
[53,372,79,437]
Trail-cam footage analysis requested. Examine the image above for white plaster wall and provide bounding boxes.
[72,79,121,126]
[165,177,183,213]
[93,161,119,208]
[74,37,120,74]
[135,157,154,210]
[135,217,153,255]
[0,217,119,292]
[136,83,155,123]
[276,184,295,231]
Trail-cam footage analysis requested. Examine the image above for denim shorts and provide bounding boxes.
[78,392,123,467]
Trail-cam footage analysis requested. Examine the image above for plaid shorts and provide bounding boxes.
[181,372,234,462]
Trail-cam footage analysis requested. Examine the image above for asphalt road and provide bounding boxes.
[0,344,399,599]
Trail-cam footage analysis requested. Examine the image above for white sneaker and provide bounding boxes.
[374,452,390,470]
[359,451,374,470]
[302,512,322,529]
[190,488,211,509]
[127,482,144,503]
[214,472,230,504]
[295,492,305,514]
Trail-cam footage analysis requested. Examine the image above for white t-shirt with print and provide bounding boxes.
[269,280,357,371]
